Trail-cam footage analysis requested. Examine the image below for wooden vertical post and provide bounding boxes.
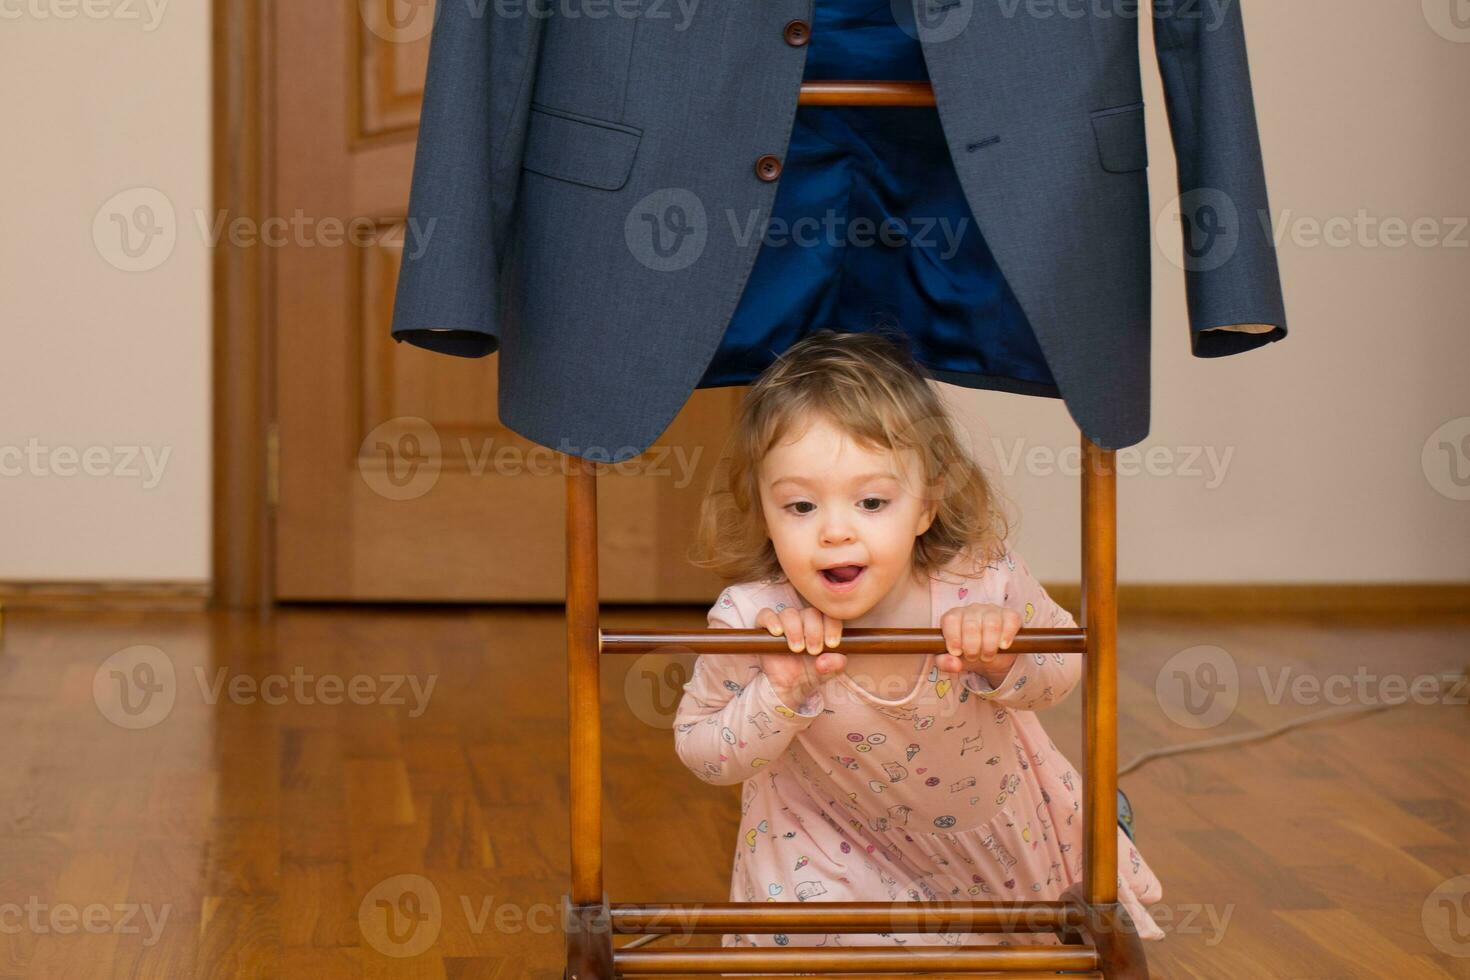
[1080,434,1118,907]
[564,458,613,979]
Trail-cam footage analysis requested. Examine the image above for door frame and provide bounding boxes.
[211,0,274,609]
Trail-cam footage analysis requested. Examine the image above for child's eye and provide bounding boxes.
[784,498,886,516]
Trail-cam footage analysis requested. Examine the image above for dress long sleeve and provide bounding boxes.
[672,590,827,787]
[961,547,1083,713]
[1151,0,1288,354]
[390,0,544,358]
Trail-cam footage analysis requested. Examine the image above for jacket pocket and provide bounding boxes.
[521,103,643,191]
[1089,102,1147,174]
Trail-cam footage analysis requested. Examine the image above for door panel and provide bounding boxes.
[271,0,738,601]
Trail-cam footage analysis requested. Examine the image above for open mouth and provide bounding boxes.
[819,564,866,588]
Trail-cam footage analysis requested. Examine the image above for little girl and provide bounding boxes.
[675,329,1165,948]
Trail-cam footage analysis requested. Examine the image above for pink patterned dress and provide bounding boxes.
[673,543,1165,948]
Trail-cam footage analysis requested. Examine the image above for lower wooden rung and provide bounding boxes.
[643,975,1105,980]
[614,943,1099,975]
[608,899,1082,935]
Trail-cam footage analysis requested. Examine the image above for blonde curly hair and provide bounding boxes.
[688,328,1015,588]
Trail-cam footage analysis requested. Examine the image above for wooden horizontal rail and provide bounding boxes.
[608,900,1083,934]
[614,943,1099,974]
[644,974,1104,980]
[599,627,1085,656]
[798,80,936,106]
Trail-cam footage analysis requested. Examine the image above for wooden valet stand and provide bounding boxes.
[561,81,1149,980]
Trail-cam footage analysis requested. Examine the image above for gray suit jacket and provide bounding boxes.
[391,0,1287,462]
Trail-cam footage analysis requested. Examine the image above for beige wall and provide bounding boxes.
[0,2,211,583]
[954,0,1470,584]
[0,1,1465,586]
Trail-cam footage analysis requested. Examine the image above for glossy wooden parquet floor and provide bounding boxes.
[0,603,1466,979]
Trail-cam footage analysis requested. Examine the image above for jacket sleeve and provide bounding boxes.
[672,586,827,787]
[389,1,545,358]
[962,548,1083,713]
[1151,0,1288,357]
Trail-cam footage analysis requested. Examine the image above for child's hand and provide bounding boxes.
[935,602,1021,685]
[755,605,846,711]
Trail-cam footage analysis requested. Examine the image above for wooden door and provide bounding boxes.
[270,0,739,602]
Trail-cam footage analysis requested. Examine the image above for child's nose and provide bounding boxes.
[819,520,855,545]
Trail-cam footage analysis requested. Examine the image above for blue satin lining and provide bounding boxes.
[698,0,1057,394]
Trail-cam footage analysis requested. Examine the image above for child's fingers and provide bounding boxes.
[940,611,962,658]
[755,607,780,634]
[822,613,843,651]
[934,652,965,675]
[962,611,983,662]
[779,607,808,651]
[1001,609,1022,650]
[756,608,798,651]
[800,607,829,654]
[981,611,1004,660]
[812,651,846,675]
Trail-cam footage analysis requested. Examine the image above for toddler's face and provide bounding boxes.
[757,414,938,621]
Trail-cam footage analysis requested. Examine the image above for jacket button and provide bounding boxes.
[783,19,809,46]
[755,154,783,181]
